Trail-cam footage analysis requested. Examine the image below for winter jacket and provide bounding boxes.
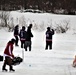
[46,29,54,41]
[26,26,33,41]
[14,25,19,36]
[19,29,27,41]
[4,41,14,59]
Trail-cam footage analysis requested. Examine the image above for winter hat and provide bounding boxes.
[47,27,50,30]
[22,26,25,30]
[29,24,32,28]
[11,38,16,43]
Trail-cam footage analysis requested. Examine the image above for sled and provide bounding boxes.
[12,57,23,66]
[0,55,23,66]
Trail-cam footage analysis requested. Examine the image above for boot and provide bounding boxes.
[2,65,8,72]
[2,68,8,72]
[10,69,15,72]
[9,66,15,72]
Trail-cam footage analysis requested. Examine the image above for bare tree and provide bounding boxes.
[0,11,10,27]
[55,19,70,33]
[19,15,27,28]
[7,17,14,32]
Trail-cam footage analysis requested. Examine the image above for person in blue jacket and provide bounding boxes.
[19,26,27,48]
[45,27,54,50]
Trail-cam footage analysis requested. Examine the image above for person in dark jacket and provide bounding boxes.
[14,25,19,46]
[25,24,33,51]
[19,26,27,48]
[2,38,16,72]
[45,27,54,50]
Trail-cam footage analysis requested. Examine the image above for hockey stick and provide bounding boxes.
[22,49,24,62]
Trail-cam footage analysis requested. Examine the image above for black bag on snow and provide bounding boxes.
[0,55,3,61]
[12,57,23,66]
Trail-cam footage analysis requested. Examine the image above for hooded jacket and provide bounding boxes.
[46,29,54,41]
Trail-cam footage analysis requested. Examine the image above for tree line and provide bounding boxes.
[0,0,76,14]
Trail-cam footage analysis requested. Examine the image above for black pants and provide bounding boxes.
[21,41,25,48]
[45,41,52,50]
[25,41,31,51]
[14,36,19,46]
[2,57,13,70]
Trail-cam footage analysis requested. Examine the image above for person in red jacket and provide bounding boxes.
[2,38,16,72]
[73,55,76,67]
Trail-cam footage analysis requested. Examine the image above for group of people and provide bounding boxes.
[2,24,33,72]
[14,24,33,51]
[14,25,55,51]
[2,24,55,72]
[2,25,76,72]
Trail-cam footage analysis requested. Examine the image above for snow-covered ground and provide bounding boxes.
[0,12,76,75]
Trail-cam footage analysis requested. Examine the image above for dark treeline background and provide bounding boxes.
[0,0,76,14]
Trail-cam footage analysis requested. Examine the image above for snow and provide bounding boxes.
[0,11,76,75]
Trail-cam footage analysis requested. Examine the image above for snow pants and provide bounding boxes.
[25,41,31,51]
[45,41,52,50]
[14,36,19,46]
[20,41,25,48]
[2,56,13,70]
